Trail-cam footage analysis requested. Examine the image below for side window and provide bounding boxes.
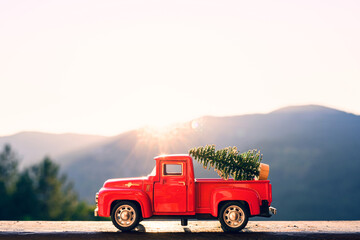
[163,164,182,176]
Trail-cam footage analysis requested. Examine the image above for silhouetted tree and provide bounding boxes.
[0,144,95,220]
[0,144,19,219]
[0,144,18,190]
[12,169,37,219]
[17,157,94,220]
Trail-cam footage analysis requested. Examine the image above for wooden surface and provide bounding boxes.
[0,221,359,239]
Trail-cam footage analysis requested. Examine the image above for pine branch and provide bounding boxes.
[189,145,262,180]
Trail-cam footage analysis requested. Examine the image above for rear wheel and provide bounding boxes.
[219,202,249,232]
[111,201,140,231]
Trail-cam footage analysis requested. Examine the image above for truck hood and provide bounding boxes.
[103,177,146,189]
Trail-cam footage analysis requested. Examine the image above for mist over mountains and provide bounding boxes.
[1,105,360,220]
[0,132,107,167]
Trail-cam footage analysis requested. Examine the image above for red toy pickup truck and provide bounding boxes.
[95,154,276,232]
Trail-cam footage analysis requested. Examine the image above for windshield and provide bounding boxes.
[147,166,156,177]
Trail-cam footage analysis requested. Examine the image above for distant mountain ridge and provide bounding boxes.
[2,105,360,220]
[271,104,342,114]
[0,131,108,167]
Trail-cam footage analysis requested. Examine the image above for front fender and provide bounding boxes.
[211,188,261,217]
[98,188,153,218]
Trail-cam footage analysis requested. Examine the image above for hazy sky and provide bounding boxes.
[1,0,359,136]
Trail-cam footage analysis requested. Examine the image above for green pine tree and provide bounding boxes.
[0,144,18,191]
[25,157,95,220]
[0,144,96,220]
[0,144,19,219]
[12,156,96,220]
[189,145,262,180]
[12,169,38,220]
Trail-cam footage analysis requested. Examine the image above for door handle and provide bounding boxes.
[179,181,186,185]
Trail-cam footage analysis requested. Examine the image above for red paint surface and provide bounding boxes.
[96,154,272,219]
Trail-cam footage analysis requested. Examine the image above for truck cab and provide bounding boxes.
[95,154,276,232]
[153,155,195,214]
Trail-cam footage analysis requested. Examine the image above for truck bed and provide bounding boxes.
[195,179,272,214]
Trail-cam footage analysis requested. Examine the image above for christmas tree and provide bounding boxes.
[189,145,262,181]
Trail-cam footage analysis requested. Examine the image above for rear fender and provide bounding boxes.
[211,188,261,217]
[98,188,152,218]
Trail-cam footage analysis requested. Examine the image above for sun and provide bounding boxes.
[134,120,197,154]
[140,124,178,141]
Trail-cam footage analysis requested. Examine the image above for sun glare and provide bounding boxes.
[134,119,201,155]
[141,119,201,139]
[141,124,179,140]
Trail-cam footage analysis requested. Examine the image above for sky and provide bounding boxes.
[0,0,359,137]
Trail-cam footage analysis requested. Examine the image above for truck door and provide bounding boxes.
[154,161,187,213]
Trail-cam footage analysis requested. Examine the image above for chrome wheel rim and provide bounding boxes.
[223,205,245,228]
[115,205,136,227]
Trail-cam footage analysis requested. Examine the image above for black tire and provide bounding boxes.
[219,201,249,232]
[111,201,141,232]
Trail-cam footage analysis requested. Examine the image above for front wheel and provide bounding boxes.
[219,202,249,232]
[111,201,140,231]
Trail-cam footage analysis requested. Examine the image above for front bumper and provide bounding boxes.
[94,192,99,217]
[94,207,98,217]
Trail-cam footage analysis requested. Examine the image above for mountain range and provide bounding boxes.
[1,105,359,220]
[0,132,107,167]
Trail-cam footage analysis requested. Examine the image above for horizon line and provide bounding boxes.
[0,103,358,138]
